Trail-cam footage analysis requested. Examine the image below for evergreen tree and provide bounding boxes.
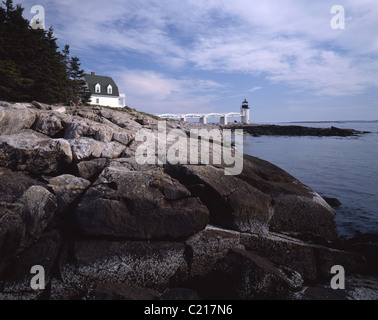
[0,0,34,101]
[61,44,72,102]
[0,0,90,104]
[68,56,91,105]
[61,45,91,105]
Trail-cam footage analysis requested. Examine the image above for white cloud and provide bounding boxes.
[19,0,378,116]
[249,87,263,93]
[111,68,224,114]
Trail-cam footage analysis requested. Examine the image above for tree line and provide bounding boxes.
[0,0,90,104]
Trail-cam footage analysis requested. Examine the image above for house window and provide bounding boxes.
[96,98,99,104]
[95,83,101,93]
[107,85,112,94]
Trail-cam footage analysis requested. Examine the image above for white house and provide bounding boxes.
[84,72,126,108]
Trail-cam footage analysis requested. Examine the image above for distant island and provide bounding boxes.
[283,120,378,124]
[223,123,370,137]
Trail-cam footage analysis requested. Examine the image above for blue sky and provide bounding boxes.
[19,0,378,122]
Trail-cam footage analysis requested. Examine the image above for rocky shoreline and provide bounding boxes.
[0,101,377,300]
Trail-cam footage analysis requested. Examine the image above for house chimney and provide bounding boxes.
[91,72,95,75]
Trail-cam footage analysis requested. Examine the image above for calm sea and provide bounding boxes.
[243,121,378,238]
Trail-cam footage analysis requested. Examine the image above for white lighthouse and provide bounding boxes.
[241,99,250,124]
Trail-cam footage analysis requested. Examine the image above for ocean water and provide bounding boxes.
[243,121,378,238]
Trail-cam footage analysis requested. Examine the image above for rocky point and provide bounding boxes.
[0,101,377,300]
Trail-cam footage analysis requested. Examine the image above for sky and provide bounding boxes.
[18,0,378,122]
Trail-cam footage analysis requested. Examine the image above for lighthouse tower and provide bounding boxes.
[241,99,250,124]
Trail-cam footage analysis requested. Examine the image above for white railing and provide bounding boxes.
[157,111,246,124]
[158,112,242,119]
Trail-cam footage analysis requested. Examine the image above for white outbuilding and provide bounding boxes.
[84,72,126,108]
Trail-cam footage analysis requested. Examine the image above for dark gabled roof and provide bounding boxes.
[83,74,120,97]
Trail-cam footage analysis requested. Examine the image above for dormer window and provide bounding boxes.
[95,83,101,93]
[107,85,112,94]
